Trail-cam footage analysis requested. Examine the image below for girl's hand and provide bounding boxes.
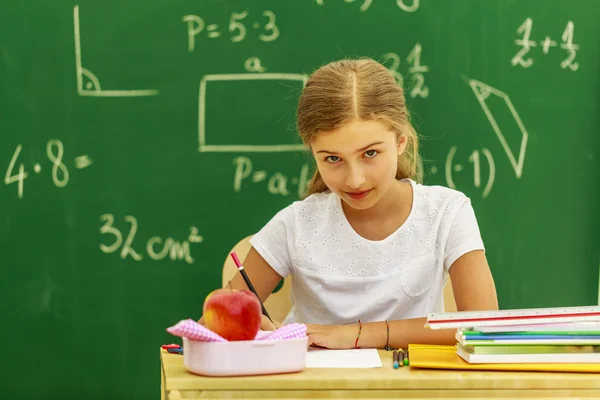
[260,314,283,331]
[306,323,358,349]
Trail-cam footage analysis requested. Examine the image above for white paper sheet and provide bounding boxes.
[305,348,383,368]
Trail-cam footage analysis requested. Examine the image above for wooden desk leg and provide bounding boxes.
[161,357,166,400]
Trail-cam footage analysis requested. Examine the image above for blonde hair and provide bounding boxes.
[296,58,421,196]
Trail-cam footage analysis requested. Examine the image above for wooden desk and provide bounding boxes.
[160,348,600,399]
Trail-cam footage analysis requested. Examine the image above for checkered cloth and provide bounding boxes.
[260,323,307,340]
[167,319,227,342]
[167,319,307,342]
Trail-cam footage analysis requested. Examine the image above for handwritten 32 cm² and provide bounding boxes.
[99,214,204,264]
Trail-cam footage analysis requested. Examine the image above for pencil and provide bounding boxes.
[393,350,399,369]
[230,252,273,322]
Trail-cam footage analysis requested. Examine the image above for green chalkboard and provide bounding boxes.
[1,0,599,398]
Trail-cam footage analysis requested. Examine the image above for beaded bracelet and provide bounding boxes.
[354,319,362,348]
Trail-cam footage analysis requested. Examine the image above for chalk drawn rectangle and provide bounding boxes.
[198,73,308,152]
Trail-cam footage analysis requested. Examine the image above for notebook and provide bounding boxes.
[456,345,600,364]
[470,321,600,333]
[408,344,600,373]
[426,306,600,330]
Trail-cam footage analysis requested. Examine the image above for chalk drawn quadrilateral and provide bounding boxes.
[73,5,159,97]
[198,73,308,152]
[469,80,528,179]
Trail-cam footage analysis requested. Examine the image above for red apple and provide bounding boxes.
[202,288,262,341]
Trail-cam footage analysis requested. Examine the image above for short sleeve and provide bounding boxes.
[443,198,485,272]
[249,205,295,278]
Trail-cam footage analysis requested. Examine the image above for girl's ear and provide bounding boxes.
[397,134,408,156]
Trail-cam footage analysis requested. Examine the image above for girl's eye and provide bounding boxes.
[325,155,340,163]
[365,149,378,158]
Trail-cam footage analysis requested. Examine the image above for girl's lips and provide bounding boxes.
[346,189,372,200]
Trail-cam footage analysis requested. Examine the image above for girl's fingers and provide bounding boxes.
[260,314,277,331]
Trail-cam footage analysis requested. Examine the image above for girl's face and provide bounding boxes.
[311,119,407,211]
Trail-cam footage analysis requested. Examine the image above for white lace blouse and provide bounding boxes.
[249,179,485,325]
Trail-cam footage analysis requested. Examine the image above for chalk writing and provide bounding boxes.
[512,18,580,71]
[382,52,403,85]
[183,10,279,52]
[559,21,579,71]
[73,5,159,97]
[315,0,419,13]
[397,0,419,12]
[406,43,429,98]
[469,79,529,179]
[511,17,535,68]
[445,146,496,199]
[383,43,430,98]
[198,72,308,153]
[47,140,69,188]
[99,214,203,264]
[421,77,531,199]
[424,147,495,199]
[4,140,92,199]
[233,157,310,197]
[245,57,267,73]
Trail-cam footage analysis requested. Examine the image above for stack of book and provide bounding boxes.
[426,305,600,364]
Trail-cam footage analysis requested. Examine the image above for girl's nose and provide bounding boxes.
[345,165,365,189]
